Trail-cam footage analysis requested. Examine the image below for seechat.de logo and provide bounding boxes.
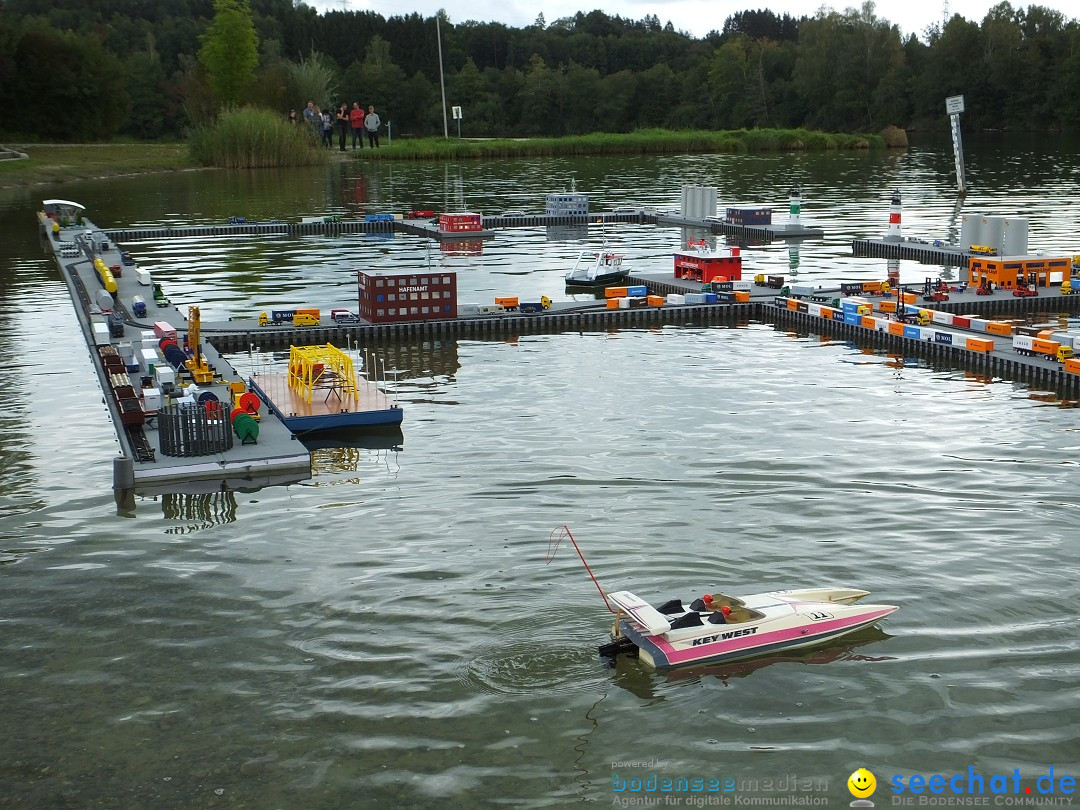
[848,767,877,807]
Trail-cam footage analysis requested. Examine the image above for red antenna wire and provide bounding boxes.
[546,525,616,614]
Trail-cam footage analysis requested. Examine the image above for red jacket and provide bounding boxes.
[350,108,365,128]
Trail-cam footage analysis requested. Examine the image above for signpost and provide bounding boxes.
[452,105,462,139]
[946,95,967,194]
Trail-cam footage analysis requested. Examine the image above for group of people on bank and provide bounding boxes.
[289,101,382,150]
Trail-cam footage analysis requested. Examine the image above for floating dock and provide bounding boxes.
[852,236,975,267]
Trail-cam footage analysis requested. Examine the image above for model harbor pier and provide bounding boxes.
[36,183,1080,499]
[38,200,402,498]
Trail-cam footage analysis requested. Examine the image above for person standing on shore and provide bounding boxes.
[364,105,381,148]
[302,100,316,128]
[321,107,334,148]
[350,102,365,150]
[336,102,350,152]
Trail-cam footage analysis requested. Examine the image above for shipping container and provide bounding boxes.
[647,295,665,307]
[986,321,1013,336]
[626,285,648,297]
[666,294,686,305]
[605,287,629,299]
[932,310,953,325]
[725,207,772,225]
[141,388,161,413]
[605,298,620,309]
[153,321,177,340]
[92,321,111,346]
[888,322,905,336]
[494,297,519,310]
[966,337,994,353]
[153,365,176,394]
[903,326,922,339]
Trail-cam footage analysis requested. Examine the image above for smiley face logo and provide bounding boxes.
[848,768,877,799]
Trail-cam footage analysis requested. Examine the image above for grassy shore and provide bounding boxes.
[370,128,887,160]
[0,143,196,189]
[0,127,890,188]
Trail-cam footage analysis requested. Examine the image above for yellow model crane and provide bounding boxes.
[186,306,215,384]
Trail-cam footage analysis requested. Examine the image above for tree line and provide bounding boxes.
[1,0,1078,142]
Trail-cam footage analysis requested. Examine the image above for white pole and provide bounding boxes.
[437,17,449,139]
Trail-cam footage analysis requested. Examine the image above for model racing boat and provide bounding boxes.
[600,588,898,670]
[545,524,898,672]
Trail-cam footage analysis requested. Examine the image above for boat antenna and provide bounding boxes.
[546,525,616,614]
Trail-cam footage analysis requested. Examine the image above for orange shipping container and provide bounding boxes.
[860,315,876,329]
[966,337,994,353]
[786,298,799,310]
[878,300,898,313]
[494,296,519,308]
[888,322,905,336]
[605,297,620,309]
[1032,338,1060,355]
[646,295,665,306]
[901,292,916,304]
[735,290,750,303]
[605,286,629,298]
[986,321,1013,336]
[1065,358,1080,375]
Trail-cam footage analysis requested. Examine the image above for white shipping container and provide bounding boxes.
[617,297,630,309]
[136,268,152,286]
[154,366,176,394]
[1013,335,1034,352]
[806,303,822,317]
[730,280,752,291]
[790,284,820,297]
[967,318,989,332]
[140,348,160,373]
[92,322,111,346]
[458,303,480,316]
[684,293,708,304]
[666,294,686,305]
[141,388,161,412]
[932,310,953,325]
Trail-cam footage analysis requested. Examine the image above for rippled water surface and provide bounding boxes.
[1,138,1079,808]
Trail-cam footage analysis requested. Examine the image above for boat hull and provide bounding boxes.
[606,589,897,670]
[564,271,626,288]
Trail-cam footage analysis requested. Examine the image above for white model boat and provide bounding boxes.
[565,248,628,287]
[600,588,898,670]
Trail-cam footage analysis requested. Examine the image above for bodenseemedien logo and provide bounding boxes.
[848,767,877,807]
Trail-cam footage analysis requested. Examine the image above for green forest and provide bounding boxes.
[1,0,1079,142]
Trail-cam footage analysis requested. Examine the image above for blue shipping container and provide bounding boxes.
[704,293,718,303]
[844,312,861,325]
[903,326,921,339]
[934,332,953,345]
[626,285,648,297]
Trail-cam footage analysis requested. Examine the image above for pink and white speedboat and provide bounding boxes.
[600,588,898,670]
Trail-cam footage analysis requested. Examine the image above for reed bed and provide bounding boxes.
[368,128,884,160]
[188,107,327,168]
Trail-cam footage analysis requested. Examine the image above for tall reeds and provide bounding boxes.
[188,107,327,168]
[365,128,885,160]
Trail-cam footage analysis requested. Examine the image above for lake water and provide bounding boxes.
[1,137,1078,808]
